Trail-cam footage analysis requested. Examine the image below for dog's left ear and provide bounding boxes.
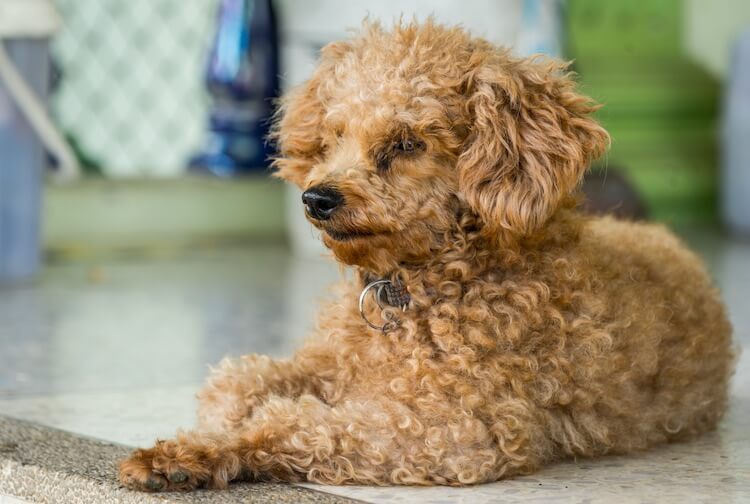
[457,52,609,237]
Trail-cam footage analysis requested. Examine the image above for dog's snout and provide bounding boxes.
[302,186,343,221]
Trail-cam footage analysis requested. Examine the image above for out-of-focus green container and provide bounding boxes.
[567,0,720,224]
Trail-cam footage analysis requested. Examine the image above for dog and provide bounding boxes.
[119,20,734,491]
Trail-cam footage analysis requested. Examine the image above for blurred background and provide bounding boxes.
[0,0,749,396]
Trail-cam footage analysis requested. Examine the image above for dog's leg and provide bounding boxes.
[196,354,314,431]
[119,431,244,492]
[120,395,535,491]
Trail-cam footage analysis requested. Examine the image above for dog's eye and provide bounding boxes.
[398,139,415,152]
[375,136,424,172]
[395,138,423,153]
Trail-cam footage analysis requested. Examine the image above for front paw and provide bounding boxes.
[119,440,216,492]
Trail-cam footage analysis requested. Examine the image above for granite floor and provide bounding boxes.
[0,228,748,503]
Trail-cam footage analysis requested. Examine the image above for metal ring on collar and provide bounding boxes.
[358,279,394,331]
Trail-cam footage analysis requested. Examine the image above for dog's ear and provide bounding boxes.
[457,52,609,237]
[272,42,354,186]
[271,70,327,187]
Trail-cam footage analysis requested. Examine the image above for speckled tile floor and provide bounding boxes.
[0,230,748,503]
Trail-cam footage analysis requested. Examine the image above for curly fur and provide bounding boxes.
[120,20,734,491]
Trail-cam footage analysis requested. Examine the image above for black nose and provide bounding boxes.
[301,185,343,221]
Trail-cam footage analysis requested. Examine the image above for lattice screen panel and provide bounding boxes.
[52,0,219,177]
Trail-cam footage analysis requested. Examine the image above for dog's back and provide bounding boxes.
[573,215,734,451]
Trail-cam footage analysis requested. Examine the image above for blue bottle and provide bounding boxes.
[189,0,279,176]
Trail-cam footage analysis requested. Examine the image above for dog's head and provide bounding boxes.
[273,21,608,273]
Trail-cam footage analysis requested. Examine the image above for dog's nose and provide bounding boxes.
[301,185,343,221]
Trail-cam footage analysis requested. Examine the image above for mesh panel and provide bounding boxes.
[51,0,219,177]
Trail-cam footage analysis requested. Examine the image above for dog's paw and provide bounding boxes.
[119,440,216,492]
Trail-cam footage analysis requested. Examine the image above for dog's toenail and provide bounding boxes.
[169,471,188,483]
[144,476,165,491]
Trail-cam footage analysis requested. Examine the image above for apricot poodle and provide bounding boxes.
[120,21,734,491]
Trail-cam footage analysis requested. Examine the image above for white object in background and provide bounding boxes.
[722,28,750,236]
[684,0,750,80]
[0,0,79,180]
[276,0,524,89]
[0,0,61,37]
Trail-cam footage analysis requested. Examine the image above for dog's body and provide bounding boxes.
[120,21,733,491]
